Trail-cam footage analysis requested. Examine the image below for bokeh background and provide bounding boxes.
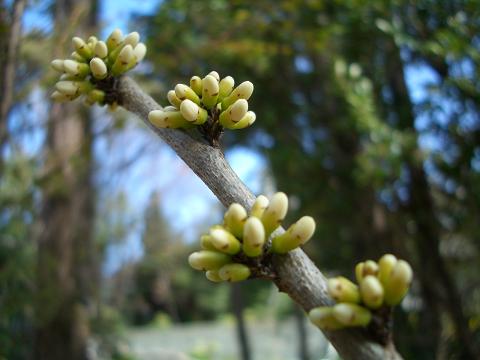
[1,0,480,359]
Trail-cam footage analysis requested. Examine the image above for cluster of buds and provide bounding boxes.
[148,71,256,131]
[188,192,316,282]
[309,254,413,330]
[50,29,147,106]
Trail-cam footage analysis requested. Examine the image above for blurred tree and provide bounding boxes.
[142,0,480,358]
[34,1,99,359]
[0,0,26,161]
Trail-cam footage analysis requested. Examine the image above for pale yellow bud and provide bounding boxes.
[209,228,241,255]
[89,58,108,79]
[242,217,265,257]
[384,260,413,306]
[309,307,345,330]
[378,254,397,286]
[206,270,223,283]
[106,28,123,51]
[218,263,251,282]
[94,41,108,58]
[175,84,201,105]
[50,59,64,73]
[333,303,372,327]
[222,81,254,109]
[218,76,235,101]
[261,192,288,236]
[360,275,384,309]
[201,75,219,109]
[223,203,247,239]
[124,31,140,47]
[190,76,203,96]
[72,36,93,59]
[208,70,220,82]
[148,110,190,129]
[250,195,269,218]
[167,90,182,108]
[188,250,231,271]
[180,99,208,125]
[271,216,316,254]
[327,276,361,303]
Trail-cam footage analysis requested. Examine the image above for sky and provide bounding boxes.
[18,0,441,275]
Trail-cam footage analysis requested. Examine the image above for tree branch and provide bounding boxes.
[117,76,403,360]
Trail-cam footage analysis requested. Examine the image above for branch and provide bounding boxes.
[117,76,403,360]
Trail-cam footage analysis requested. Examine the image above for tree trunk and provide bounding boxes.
[231,283,252,360]
[0,0,25,161]
[34,1,97,359]
[385,38,478,359]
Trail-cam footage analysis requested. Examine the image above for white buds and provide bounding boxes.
[51,59,64,72]
[94,41,108,58]
[124,31,140,47]
[89,58,107,79]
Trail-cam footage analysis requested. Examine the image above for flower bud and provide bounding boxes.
[333,303,372,327]
[175,84,201,105]
[51,59,64,72]
[94,41,108,58]
[86,89,105,104]
[72,36,93,59]
[51,91,74,102]
[188,250,231,271]
[200,235,216,251]
[218,76,235,101]
[221,81,254,109]
[208,70,220,82]
[327,276,361,303]
[250,195,269,219]
[124,31,140,47]
[148,110,190,129]
[56,80,92,96]
[209,227,241,255]
[167,90,182,108]
[271,216,316,254]
[206,270,223,283]
[133,43,147,63]
[63,59,90,77]
[190,76,203,96]
[355,260,379,283]
[202,75,219,109]
[70,51,85,62]
[378,254,397,286]
[163,105,179,112]
[218,263,251,282]
[106,28,123,51]
[232,111,256,130]
[112,45,134,76]
[223,203,247,239]
[261,192,288,237]
[309,307,345,330]
[360,275,384,309]
[89,58,108,79]
[180,99,208,125]
[219,99,248,128]
[384,260,413,306]
[242,217,265,257]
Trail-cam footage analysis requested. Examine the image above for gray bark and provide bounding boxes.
[117,76,403,360]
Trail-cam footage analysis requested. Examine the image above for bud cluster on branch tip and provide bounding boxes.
[188,192,316,282]
[308,254,413,330]
[50,29,147,107]
[148,71,256,130]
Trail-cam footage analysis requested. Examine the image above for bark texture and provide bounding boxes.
[117,76,403,360]
[35,1,97,359]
